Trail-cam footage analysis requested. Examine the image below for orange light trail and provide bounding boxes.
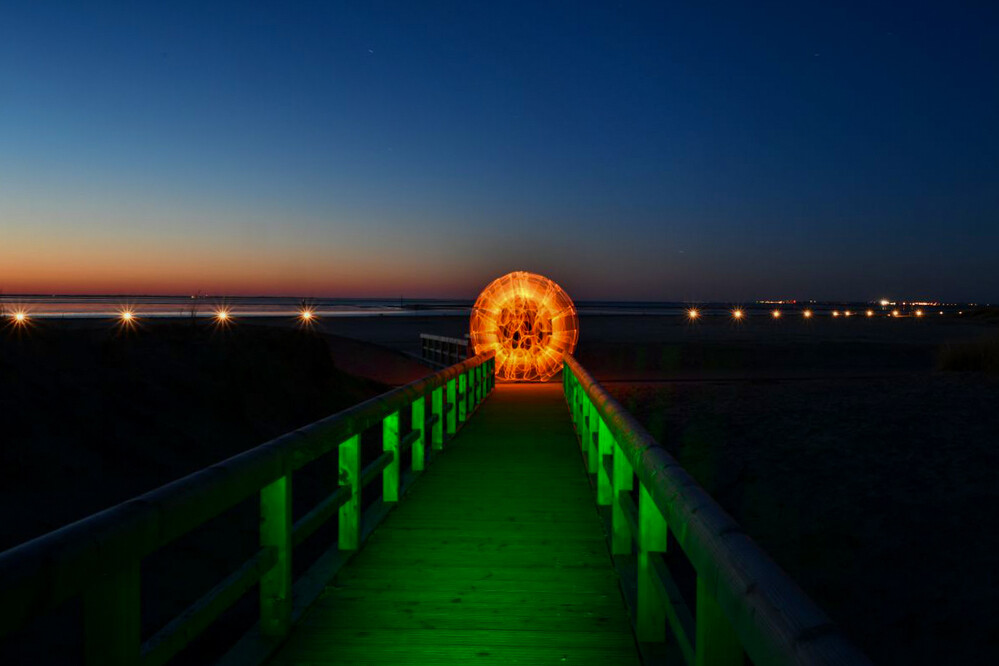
[470,271,579,382]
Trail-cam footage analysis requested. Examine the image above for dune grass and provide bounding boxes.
[938,335,999,374]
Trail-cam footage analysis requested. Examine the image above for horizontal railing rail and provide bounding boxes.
[0,352,495,666]
[420,333,470,367]
[563,355,871,666]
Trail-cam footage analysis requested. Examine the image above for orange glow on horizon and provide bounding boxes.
[0,236,487,298]
[470,271,579,382]
[732,309,744,320]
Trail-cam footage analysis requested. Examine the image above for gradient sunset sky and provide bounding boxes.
[2,2,997,301]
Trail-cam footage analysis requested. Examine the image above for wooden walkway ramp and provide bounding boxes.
[269,383,641,665]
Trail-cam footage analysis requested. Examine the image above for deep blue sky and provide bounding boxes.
[1,1,997,301]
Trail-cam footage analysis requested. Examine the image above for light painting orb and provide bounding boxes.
[470,271,579,382]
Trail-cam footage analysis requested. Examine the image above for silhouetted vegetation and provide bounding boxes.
[939,335,999,374]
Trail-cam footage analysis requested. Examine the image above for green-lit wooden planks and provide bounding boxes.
[268,383,640,665]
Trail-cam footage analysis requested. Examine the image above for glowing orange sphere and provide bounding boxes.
[470,271,579,381]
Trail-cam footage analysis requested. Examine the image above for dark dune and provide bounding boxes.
[0,321,389,551]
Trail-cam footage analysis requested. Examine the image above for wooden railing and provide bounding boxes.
[563,355,871,666]
[0,353,495,666]
[420,333,469,367]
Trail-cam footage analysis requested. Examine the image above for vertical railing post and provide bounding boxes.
[412,395,426,471]
[432,386,444,450]
[260,474,292,638]
[597,417,613,505]
[572,384,583,436]
[612,442,634,554]
[587,404,599,475]
[446,377,457,437]
[637,484,668,641]
[383,411,400,502]
[339,434,361,550]
[468,366,475,410]
[458,372,468,424]
[696,577,745,666]
[83,562,140,666]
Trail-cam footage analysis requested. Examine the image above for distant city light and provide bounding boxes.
[803,309,813,318]
[879,299,890,307]
[866,310,874,317]
[299,308,316,322]
[844,310,852,317]
[771,309,781,319]
[215,309,231,323]
[121,311,134,322]
[915,309,924,317]
[892,310,900,317]
[687,308,699,320]
[732,309,744,320]
[832,310,840,317]
[11,311,28,325]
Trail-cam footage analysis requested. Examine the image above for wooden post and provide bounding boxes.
[572,383,581,436]
[259,474,292,637]
[383,411,400,502]
[597,418,613,505]
[612,442,634,554]
[83,562,140,666]
[446,378,457,437]
[696,576,745,666]
[587,405,600,475]
[432,386,444,450]
[412,396,426,471]
[469,366,476,408]
[637,484,668,641]
[458,372,468,424]
[339,434,361,550]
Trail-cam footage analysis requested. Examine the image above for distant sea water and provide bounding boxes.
[0,295,954,318]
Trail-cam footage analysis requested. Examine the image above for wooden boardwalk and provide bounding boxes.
[269,383,640,665]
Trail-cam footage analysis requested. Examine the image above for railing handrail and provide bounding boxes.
[563,354,871,665]
[0,351,494,646]
[418,333,468,345]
